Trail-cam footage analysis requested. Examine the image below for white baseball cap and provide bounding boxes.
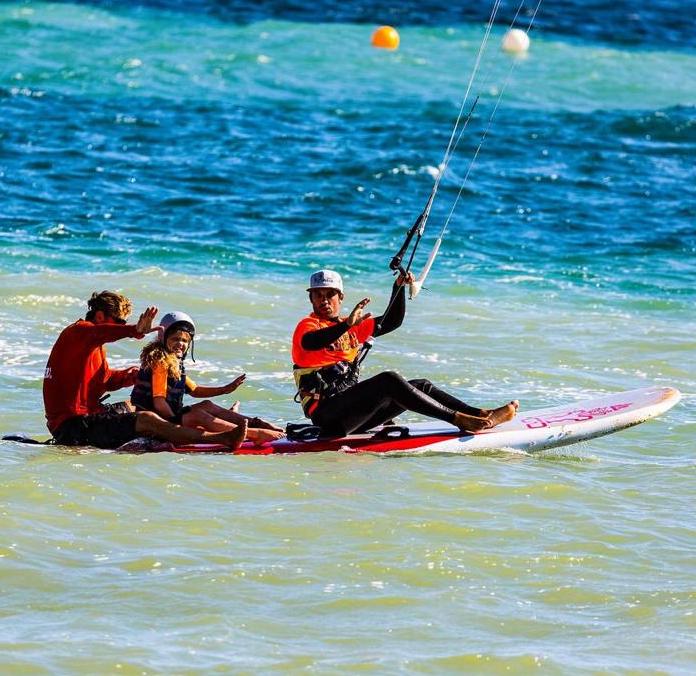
[307,269,343,293]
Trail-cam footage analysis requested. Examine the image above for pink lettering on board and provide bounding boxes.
[522,403,632,429]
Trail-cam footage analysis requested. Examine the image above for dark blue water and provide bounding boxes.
[57,0,696,47]
[2,89,694,304]
[0,0,694,307]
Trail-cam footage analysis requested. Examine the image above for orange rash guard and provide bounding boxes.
[150,362,196,400]
[291,314,376,368]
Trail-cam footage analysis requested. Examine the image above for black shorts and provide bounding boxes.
[52,406,138,449]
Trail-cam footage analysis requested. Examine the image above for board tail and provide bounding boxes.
[2,434,54,445]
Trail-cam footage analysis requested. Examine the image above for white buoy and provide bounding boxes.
[502,28,530,54]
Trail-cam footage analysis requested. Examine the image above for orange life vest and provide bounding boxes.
[291,314,375,416]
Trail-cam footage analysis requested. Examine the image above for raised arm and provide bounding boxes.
[300,321,350,351]
[101,306,159,390]
[300,297,373,350]
[372,273,413,337]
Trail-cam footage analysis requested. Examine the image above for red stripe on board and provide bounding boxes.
[170,432,464,455]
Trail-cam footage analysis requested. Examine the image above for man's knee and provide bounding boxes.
[409,378,433,393]
[374,370,412,395]
[135,410,161,433]
[376,370,405,385]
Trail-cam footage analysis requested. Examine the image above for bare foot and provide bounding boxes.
[229,400,240,413]
[249,428,285,446]
[248,416,284,432]
[486,402,518,428]
[453,411,492,434]
[213,420,247,450]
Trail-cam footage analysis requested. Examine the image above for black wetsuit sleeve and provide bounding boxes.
[373,282,406,337]
[301,320,349,351]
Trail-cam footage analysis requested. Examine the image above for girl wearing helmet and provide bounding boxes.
[131,312,283,445]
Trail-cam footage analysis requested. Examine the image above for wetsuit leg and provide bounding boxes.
[351,379,483,433]
[312,371,459,436]
[353,400,406,434]
[409,379,485,417]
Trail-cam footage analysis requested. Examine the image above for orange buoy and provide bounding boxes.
[371,25,400,50]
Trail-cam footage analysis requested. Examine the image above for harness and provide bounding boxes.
[164,364,187,415]
[293,360,359,417]
[131,361,187,416]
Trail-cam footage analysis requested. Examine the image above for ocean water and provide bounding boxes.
[1,0,695,672]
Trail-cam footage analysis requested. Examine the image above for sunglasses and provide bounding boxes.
[110,315,127,325]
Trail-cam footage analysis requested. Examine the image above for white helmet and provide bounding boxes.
[159,311,196,338]
[158,311,196,361]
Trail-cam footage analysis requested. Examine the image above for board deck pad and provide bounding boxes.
[115,386,681,456]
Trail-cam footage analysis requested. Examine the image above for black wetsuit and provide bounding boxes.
[303,283,484,436]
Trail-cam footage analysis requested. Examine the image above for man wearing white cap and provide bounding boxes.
[292,270,517,436]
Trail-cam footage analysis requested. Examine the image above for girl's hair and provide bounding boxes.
[140,341,182,380]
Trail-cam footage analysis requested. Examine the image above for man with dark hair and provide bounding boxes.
[43,291,246,450]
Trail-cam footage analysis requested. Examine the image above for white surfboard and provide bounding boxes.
[129,385,680,455]
[365,384,682,455]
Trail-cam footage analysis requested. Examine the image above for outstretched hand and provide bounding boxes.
[223,374,246,393]
[136,306,158,335]
[346,297,372,327]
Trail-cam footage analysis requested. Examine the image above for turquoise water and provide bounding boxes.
[1,1,695,672]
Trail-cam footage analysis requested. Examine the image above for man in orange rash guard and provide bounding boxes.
[43,291,246,450]
[292,270,518,437]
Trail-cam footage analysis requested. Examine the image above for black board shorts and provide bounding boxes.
[52,406,138,449]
